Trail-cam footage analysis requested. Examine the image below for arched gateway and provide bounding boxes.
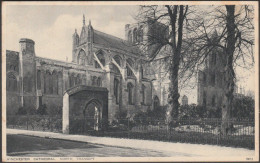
[62,85,108,134]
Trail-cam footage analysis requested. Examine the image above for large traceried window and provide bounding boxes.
[112,55,122,74]
[114,55,122,66]
[78,49,87,65]
[95,52,105,68]
[127,82,134,105]
[126,58,134,77]
[114,78,120,104]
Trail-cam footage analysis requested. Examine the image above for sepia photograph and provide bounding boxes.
[1,1,259,162]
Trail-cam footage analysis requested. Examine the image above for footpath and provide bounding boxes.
[7,128,255,158]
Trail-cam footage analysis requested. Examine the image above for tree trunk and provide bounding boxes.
[167,52,180,121]
[165,5,184,123]
[221,5,236,135]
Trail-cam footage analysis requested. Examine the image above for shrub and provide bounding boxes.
[113,109,129,127]
[178,104,221,119]
[232,96,254,119]
[37,104,48,115]
[16,107,27,115]
[133,111,150,125]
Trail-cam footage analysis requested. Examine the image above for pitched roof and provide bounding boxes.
[93,30,142,55]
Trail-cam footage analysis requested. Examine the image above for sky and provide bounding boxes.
[4,4,256,104]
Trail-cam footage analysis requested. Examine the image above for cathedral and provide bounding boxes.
[6,15,170,121]
[197,31,227,111]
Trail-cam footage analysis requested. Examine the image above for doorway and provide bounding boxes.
[83,99,102,131]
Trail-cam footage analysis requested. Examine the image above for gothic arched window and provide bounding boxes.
[92,76,97,86]
[44,71,49,93]
[69,73,75,88]
[52,71,58,94]
[153,96,160,110]
[37,70,41,90]
[140,65,144,79]
[127,82,134,105]
[203,91,207,107]
[138,26,144,43]
[212,95,216,107]
[7,73,17,92]
[97,77,102,87]
[58,72,62,95]
[141,84,146,104]
[126,58,134,77]
[113,55,122,66]
[114,78,120,104]
[133,28,138,44]
[112,64,120,74]
[95,52,105,68]
[211,73,215,86]
[78,49,87,65]
[49,72,53,94]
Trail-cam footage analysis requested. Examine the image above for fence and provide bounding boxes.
[7,115,62,133]
[73,117,255,149]
[7,115,255,149]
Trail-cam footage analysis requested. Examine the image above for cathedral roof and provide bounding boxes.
[93,30,142,56]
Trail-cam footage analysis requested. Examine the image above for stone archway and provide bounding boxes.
[84,99,102,131]
[62,85,108,134]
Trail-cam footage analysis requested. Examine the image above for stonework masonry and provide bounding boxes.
[6,16,169,121]
[197,32,226,110]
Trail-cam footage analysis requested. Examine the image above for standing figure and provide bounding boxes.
[94,106,99,131]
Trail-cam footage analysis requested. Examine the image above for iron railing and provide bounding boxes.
[7,115,255,149]
[7,115,62,133]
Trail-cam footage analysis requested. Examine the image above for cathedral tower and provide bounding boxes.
[19,38,37,110]
[125,18,169,56]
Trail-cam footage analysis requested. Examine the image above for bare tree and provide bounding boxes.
[135,5,189,120]
[185,5,254,134]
